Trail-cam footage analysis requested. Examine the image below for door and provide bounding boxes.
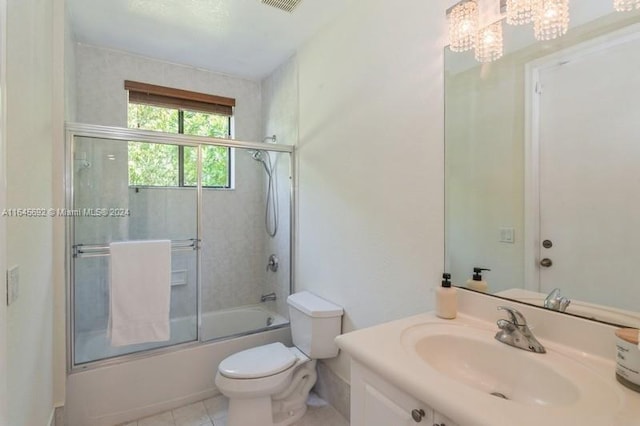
[533,30,640,310]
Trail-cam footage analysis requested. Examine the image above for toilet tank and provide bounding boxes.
[287,291,344,359]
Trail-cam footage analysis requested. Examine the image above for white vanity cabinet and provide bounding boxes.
[433,412,459,426]
[351,361,459,426]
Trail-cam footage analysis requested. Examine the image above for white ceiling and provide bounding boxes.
[67,0,348,80]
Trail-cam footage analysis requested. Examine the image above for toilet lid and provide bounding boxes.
[218,342,298,379]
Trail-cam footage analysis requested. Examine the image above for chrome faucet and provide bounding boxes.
[544,288,571,312]
[495,306,546,354]
[260,292,277,302]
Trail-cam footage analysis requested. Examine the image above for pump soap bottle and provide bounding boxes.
[466,267,491,293]
[436,273,457,319]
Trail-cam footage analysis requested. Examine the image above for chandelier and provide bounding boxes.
[448,0,479,52]
[613,0,640,11]
[533,0,569,41]
[448,0,638,63]
[505,0,537,25]
[475,21,504,62]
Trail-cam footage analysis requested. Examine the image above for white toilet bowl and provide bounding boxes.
[215,343,317,426]
[214,292,343,426]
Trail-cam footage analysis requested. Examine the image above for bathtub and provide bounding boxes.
[74,304,288,365]
[67,304,291,426]
[201,304,289,341]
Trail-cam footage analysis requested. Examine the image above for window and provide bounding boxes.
[125,81,236,188]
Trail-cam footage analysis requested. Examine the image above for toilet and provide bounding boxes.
[215,291,344,426]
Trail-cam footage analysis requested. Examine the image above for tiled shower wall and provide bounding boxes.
[261,55,298,316]
[72,44,292,333]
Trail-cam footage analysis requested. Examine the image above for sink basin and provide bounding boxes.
[401,323,620,410]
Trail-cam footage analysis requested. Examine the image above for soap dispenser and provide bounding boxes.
[436,273,457,319]
[466,267,491,293]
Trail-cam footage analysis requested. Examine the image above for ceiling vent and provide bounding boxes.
[261,0,303,13]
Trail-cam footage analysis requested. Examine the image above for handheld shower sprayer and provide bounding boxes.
[247,135,279,237]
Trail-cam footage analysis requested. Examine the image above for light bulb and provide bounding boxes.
[475,21,504,63]
[534,0,569,41]
[449,1,479,52]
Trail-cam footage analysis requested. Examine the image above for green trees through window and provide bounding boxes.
[127,103,231,187]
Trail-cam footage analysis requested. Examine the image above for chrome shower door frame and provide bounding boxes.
[65,123,295,373]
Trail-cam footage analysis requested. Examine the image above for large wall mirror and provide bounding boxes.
[445,3,640,328]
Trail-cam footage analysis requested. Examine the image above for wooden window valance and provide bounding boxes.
[125,80,236,116]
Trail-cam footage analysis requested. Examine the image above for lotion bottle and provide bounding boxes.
[436,273,457,319]
[466,267,491,293]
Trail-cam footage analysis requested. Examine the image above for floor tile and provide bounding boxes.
[173,401,212,426]
[211,416,227,426]
[138,410,175,426]
[203,395,229,420]
[293,404,349,426]
[128,393,348,426]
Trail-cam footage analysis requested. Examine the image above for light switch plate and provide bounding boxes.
[7,265,19,306]
[499,227,515,244]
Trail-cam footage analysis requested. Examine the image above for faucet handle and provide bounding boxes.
[497,306,527,326]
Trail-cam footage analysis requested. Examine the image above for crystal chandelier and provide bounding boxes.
[448,0,479,52]
[447,0,640,64]
[613,0,640,11]
[505,0,538,25]
[475,21,504,62]
[533,0,569,41]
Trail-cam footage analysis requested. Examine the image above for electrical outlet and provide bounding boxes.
[7,265,19,306]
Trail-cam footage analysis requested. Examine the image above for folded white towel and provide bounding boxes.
[108,240,171,346]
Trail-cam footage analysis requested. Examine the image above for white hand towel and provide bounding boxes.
[108,240,171,346]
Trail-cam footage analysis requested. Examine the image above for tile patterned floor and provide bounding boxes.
[120,393,349,426]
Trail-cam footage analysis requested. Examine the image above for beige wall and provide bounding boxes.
[6,0,59,424]
[0,0,7,423]
[295,0,450,382]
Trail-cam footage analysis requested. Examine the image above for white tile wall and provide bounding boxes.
[71,44,293,343]
[261,55,298,314]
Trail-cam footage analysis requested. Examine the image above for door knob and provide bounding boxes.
[540,258,553,268]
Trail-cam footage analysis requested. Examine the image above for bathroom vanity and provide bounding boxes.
[336,291,640,426]
[350,361,456,426]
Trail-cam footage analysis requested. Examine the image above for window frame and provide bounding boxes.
[125,81,235,189]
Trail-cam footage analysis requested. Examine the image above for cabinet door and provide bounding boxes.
[361,384,425,425]
[351,362,433,426]
[434,411,459,426]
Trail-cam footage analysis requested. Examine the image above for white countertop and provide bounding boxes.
[336,310,640,426]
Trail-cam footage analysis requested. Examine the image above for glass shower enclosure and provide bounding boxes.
[66,123,294,370]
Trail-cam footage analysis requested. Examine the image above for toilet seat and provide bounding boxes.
[218,342,298,379]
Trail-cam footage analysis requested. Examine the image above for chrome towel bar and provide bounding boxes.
[72,239,199,258]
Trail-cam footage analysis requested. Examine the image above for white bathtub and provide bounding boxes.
[74,304,288,365]
[201,304,288,341]
[67,305,291,426]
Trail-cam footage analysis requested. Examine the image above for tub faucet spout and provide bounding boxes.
[261,292,277,302]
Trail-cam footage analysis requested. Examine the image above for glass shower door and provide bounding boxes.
[71,135,198,365]
[200,146,292,341]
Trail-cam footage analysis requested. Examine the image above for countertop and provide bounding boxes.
[335,311,640,426]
